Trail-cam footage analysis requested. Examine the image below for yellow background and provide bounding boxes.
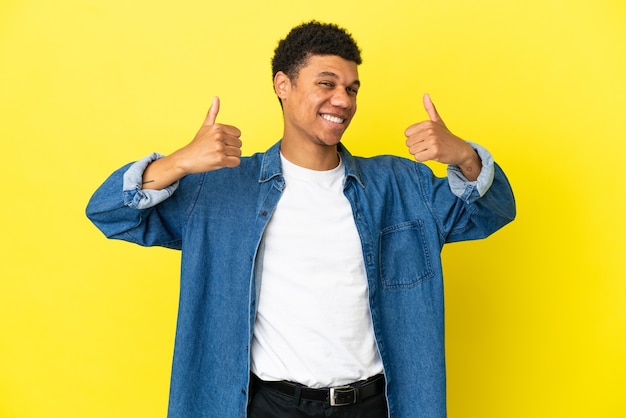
[1,0,624,417]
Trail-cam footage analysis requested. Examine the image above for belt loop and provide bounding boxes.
[353,380,363,402]
[293,384,302,405]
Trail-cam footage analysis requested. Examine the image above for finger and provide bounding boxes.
[404,123,425,138]
[222,135,243,148]
[404,120,436,138]
[423,93,444,125]
[409,142,439,163]
[221,124,242,138]
[224,143,243,157]
[204,96,220,126]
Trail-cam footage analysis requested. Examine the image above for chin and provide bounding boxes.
[320,129,349,146]
[318,136,344,147]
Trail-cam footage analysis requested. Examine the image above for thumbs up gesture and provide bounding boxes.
[178,96,243,174]
[141,97,243,190]
[404,94,481,181]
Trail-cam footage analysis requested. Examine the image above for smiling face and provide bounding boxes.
[275,54,360,164]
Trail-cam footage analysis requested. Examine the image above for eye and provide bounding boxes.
[347,86,359,96]
[319,81,334,88]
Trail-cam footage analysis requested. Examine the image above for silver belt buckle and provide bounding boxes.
[329,385,356,406]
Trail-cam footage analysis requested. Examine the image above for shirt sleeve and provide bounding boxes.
[122,152,180,210]
[446,141,495,204]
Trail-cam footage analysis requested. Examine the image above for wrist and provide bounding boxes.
[167,150,194,177]
[142,154,187,190]
[458,144,481,181]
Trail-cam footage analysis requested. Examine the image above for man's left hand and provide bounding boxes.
[404,94,481,181]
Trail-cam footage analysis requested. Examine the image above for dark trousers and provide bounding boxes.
[247,375,389,418]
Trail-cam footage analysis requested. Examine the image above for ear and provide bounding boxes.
[274,71,290,100]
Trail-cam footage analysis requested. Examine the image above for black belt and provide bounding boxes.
[251,373,385,407]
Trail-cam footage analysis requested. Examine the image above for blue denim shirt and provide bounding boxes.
[86,141,515,417]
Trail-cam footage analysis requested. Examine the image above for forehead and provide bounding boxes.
[298,54,359,82]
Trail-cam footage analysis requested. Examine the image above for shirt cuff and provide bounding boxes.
[446,141,495,203]
[122,153,179,210]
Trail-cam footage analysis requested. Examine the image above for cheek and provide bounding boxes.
[347,101,357,119]
[306,90,328,105]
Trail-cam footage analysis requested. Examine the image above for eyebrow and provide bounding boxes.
[316,71,361,87]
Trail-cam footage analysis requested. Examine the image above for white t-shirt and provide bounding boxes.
[250,154,384,388]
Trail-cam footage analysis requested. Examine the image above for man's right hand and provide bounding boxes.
[142,97,242,190]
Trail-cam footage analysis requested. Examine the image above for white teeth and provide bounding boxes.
[321,114,344,124]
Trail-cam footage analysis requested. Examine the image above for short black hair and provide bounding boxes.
[272,20,362,82]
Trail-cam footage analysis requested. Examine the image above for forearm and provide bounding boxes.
[443,161,515,243]
[86,156,185,247]
[142,153,187,190]
[86,163,147,240]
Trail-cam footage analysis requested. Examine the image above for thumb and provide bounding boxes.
[423,93,445,125]
[204,96,220,126]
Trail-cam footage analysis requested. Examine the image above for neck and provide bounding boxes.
[280,138,340,171]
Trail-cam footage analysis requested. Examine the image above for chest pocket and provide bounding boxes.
[379,220,434,289]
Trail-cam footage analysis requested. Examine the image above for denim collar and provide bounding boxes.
[259,140,364,188]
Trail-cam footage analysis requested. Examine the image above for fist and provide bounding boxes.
[177,96,243,174]
[405,94,474,167]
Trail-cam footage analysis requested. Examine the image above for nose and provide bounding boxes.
[330,88,352,109]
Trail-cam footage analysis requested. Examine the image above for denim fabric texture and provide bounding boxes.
[86,140,516,418]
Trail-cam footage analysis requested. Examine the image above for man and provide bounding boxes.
[86,21,515,418]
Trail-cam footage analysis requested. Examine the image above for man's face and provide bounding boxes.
[278,54,360,148]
